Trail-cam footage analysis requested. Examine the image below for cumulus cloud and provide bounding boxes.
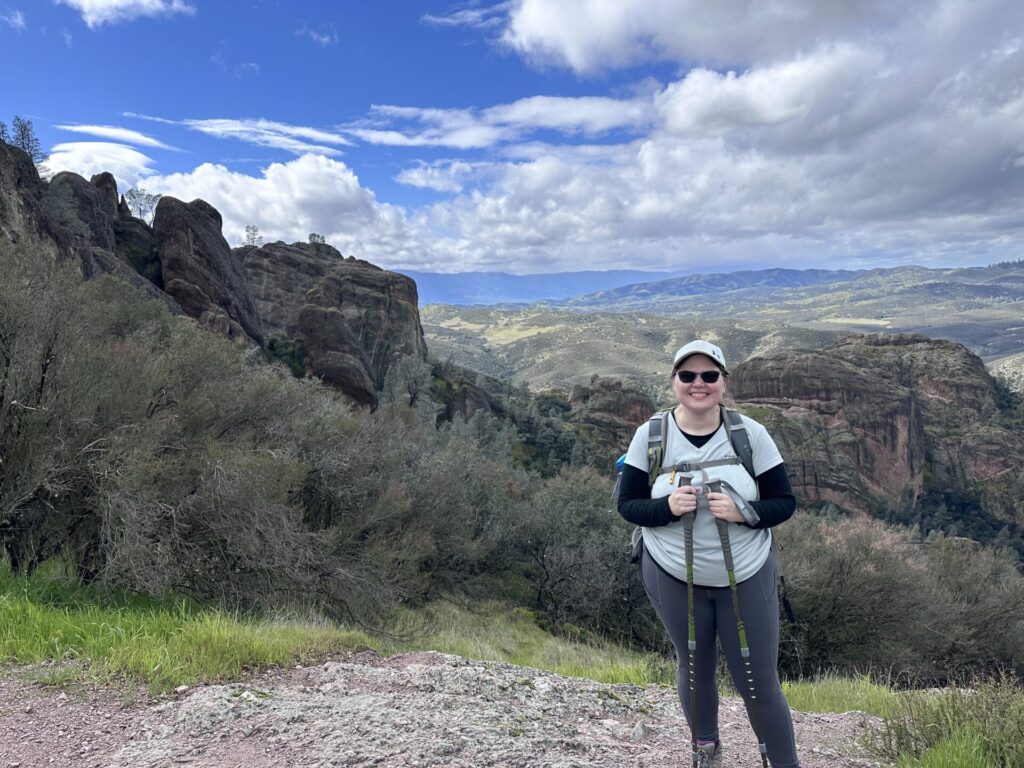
[56,123,177,149]
[55,0,194,28]
[502,0,907,72]
[369,0,1024,272]
[45,142,156,191]
[144,154,422,261]
[395,160,481,193]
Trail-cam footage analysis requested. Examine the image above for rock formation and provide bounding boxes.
[731,334,1024,535]
[0,143,168,305]
[153,197,265,346]
[567,375,656,457]
[242,241,426,407]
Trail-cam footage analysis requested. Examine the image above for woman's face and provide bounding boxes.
[672,353,726,414]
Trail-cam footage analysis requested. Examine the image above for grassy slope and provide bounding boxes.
[2,564,1021,767]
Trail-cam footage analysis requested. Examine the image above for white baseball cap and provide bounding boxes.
[672,340,728,373]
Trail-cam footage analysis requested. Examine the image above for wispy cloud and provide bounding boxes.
[296,22,337,46]
[125,113,353,155]
[55,0,195,29]
[56,123,178,150]
[234,61,260,78]
[346,94,652,149]
[1,9,25,30]
[421,2,512,30]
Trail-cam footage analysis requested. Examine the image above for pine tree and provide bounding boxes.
[11,115,45,164]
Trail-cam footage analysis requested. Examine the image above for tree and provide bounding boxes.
[244,224,262,247]
[0,121,8,143]
[124,187,162,225]
[308,232,326,244]
[11,115,45,164]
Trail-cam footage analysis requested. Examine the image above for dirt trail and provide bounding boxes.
[0,651,889,767]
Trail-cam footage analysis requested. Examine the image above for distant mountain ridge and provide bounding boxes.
[397,269,684,305]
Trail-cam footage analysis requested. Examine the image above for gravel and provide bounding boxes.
[0,651,890,767]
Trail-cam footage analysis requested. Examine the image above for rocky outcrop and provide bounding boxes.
[567,375,656,456]
[153,197,264,346]
[0,142,73,265]
[731,334,1024,533]
[243,241,426,407]
[0,145,168,304]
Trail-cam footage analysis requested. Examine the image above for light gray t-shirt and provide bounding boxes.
[624,410,784,587]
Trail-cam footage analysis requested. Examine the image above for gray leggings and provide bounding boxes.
[641,549,800,768]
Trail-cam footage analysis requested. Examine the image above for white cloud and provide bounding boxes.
[296,23,337,46]
[45,142,156,191]
[347,94,650,149]
[395,160,480,193]
[56,123,177,149]
[234,61,260,78]
[126,114,352,155]
[56,0,195,28]
[421,2,511,30]
[1,9,25,30]
[502,0,906,72]
[145,154,421,260]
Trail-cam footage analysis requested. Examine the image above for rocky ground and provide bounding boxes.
[0,651,890,767]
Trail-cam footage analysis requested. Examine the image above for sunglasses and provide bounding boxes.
[675,369,722,384]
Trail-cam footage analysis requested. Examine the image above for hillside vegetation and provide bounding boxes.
[2,250,1023,688]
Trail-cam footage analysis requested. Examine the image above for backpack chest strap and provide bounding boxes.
[655,456,742,476]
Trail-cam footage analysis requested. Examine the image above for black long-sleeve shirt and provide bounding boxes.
[618,458,796,530]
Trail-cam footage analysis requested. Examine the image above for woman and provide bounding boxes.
[618,340,801,768]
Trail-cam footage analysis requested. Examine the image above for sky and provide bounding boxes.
[3,0,1024,275]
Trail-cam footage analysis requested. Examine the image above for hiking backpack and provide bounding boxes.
[611,405,755,563]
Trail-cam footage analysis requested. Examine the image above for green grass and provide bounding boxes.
[870,678,1024,768]
[783,674,900,717]
[381,600,674,686]
[4,562,1024,767]
[0,562,376,693]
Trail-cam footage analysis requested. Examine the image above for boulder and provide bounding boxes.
[153,197,264,345]
[243,241,426,407]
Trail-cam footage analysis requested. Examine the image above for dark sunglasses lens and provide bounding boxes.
[677,370,720,383]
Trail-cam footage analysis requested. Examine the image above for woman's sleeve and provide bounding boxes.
[747,462,796,529]
[617,463,675,527]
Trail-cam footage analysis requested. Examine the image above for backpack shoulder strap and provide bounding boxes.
[721,406,756,479]
[646,409,671,489]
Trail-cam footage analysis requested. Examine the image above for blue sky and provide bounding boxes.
[3,1,1024,274]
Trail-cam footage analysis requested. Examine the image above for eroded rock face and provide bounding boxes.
[243,241,426,407]
[731,334,1023,530]
[0,146,167,303]
[568,375,657,457]
[0,142,72,264]
[153,197,264,346]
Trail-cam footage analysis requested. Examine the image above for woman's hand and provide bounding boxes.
[706,491,744,523]
[668,485,699,517]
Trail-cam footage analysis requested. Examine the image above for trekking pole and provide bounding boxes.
[709,481,769,768]
[678,473,700,768]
